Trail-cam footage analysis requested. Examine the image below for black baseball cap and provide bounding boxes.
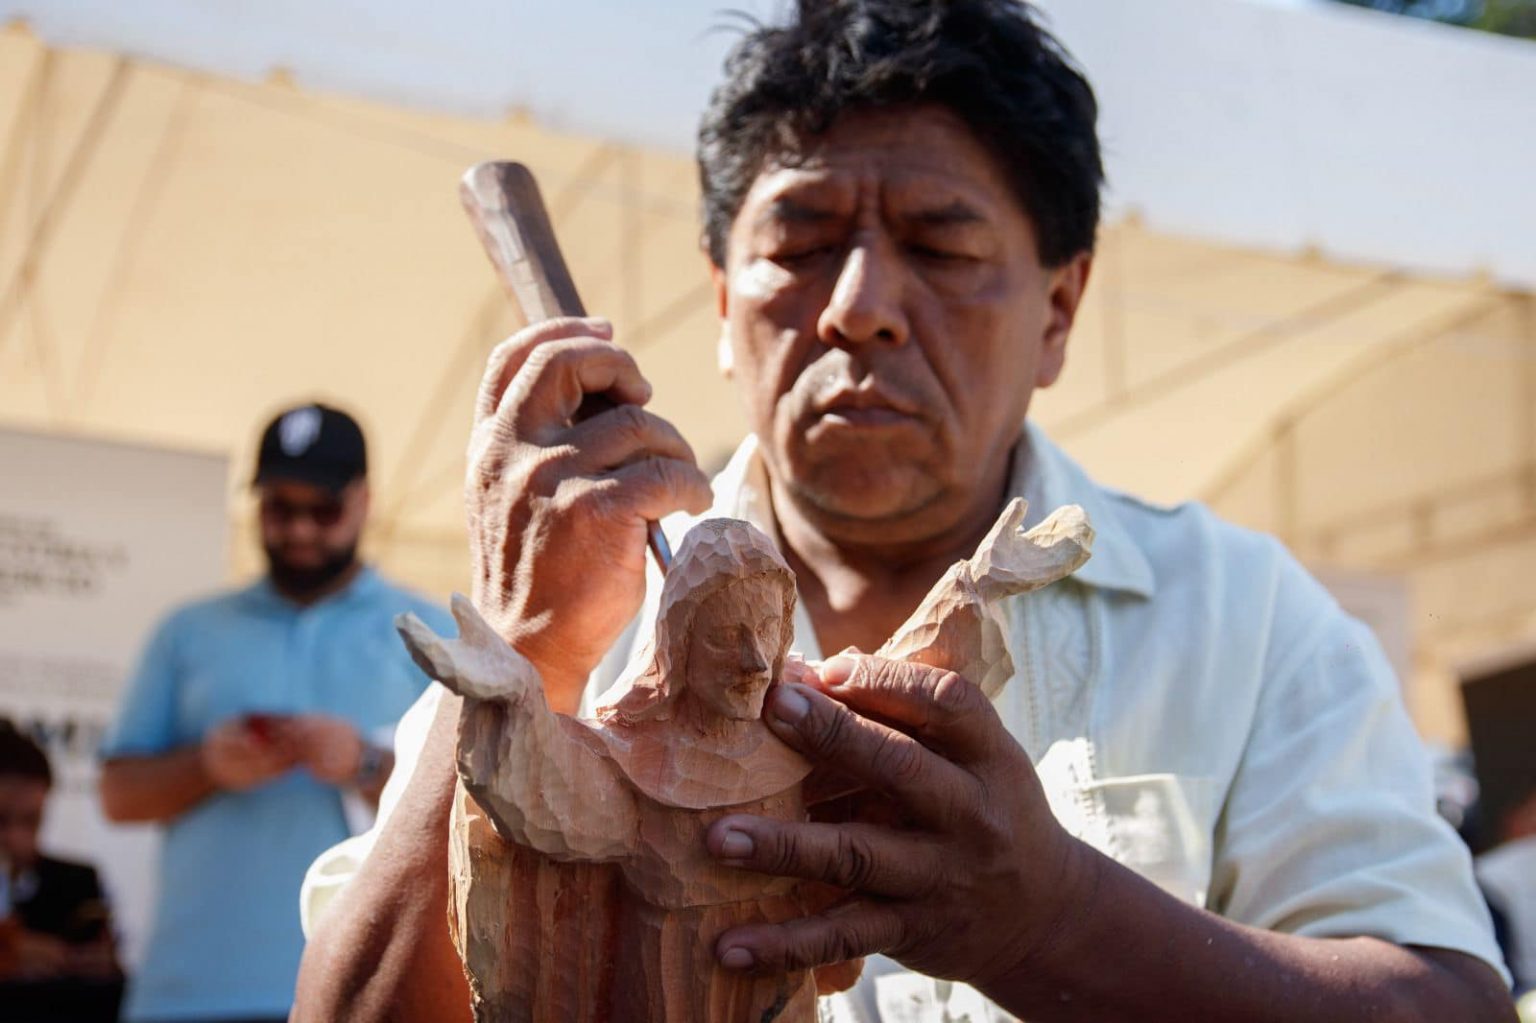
[253,403,367,494]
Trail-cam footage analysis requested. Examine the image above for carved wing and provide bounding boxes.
[875,498,1093,698]
[397,595,638,862]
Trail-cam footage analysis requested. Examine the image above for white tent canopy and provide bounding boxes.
[7,0,1535,285]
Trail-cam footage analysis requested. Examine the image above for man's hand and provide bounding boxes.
[706,657,1518,1023]
[65,934,120,980]
[2,927,70,980]
[705,654,1092,989]
[280,715,364,785]
[467,316,712,708]
[201,717,299,791]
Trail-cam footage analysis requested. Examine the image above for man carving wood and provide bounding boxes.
[294,2,1516,1019]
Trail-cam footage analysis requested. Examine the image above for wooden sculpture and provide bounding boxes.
[396,499,1092,1023]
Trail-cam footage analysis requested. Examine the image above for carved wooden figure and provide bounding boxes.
[396,501,1091,1023]
[876,498,1094,697]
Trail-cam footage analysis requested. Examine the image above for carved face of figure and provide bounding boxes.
[684,577,788,721]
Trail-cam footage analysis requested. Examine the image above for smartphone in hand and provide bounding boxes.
[241,712,293,745]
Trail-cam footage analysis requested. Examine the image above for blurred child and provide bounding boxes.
[0,717,123,1021]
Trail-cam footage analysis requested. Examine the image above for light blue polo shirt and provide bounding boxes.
[102,567,452,1022]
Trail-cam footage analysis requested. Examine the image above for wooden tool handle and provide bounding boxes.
[460,161,673,573]
[460,162,586,320]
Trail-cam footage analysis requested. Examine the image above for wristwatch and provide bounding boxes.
[352,743,389,789]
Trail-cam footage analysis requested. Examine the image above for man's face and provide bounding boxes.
[685,578,787,721]
[258,478,368,594]
[712,105,1089,544]
[0,775,47,872]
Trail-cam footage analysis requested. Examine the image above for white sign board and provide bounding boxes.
[0,427,227,967]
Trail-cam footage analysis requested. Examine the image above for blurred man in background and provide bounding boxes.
[99,403,451,1023]
[0,717,122,1022]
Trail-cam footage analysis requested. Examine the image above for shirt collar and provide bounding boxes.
[247,563,381,612]
[698,423,1156,600]
[1014,421,1156,599]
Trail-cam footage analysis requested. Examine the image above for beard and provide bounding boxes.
[265,543,358,599]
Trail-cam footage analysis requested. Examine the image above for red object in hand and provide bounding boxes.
[242,713,290,745]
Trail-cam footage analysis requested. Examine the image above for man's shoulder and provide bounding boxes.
[150,584,263,633]
[1025,427,1307,606]
[1096,486,1355,678]
[1095,485,1280,570]
[1097,486,1335,619]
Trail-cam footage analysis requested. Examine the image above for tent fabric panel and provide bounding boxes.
[1052,281,1486,507]
[1287,300,1532,537]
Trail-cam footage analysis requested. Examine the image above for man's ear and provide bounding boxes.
[1037,251,1093,390]
[717,331,734,380]
[710,261,734,380]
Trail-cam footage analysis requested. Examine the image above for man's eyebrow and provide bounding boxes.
[760,197,842,225]
[902,201,986,227]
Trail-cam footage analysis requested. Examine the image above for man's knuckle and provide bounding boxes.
[642,455,691,498]
[612,402,650,440]
[875,658,928,698]
[520,340,559,380]
[832,830,880,890]
[806,702,854,760]
[870,730,923,787]
[800,924,863,969]
[948,776,991,831]
[484,337,524,376]
[522,448,573,496]
[552,478,602,519]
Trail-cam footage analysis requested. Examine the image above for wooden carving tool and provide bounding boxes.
[460,161,673,573]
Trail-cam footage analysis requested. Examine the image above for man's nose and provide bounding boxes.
[281,517,322,544]
[817,237,910,349]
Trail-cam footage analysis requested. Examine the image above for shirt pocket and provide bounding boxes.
[1082,773,1218,908]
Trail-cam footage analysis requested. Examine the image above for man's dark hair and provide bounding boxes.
[0,718,52,785]
[698,0,1103,269]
